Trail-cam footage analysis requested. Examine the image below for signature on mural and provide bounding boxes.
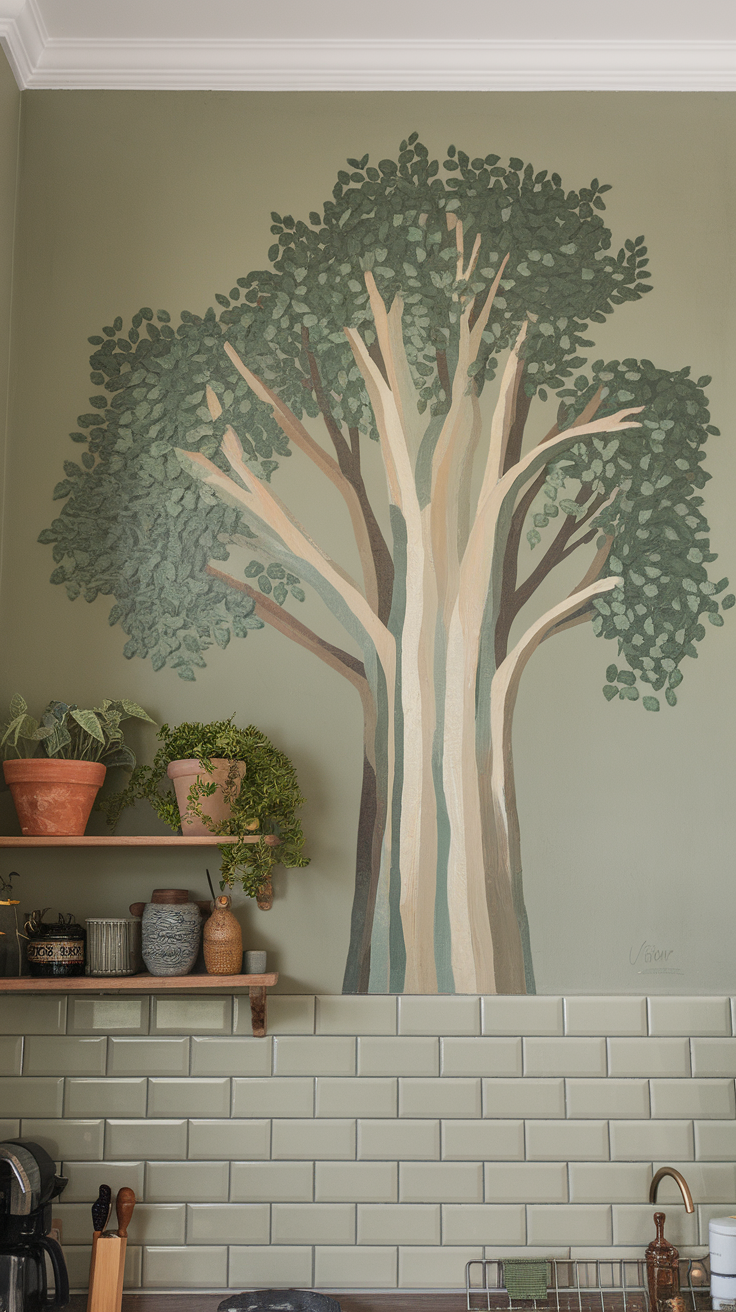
[40,134,730,994]
[629,941,679,972]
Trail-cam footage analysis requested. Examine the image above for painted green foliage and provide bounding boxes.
[40,134,731,993]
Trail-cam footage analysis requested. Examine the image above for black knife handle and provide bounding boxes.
[91,1184,111,1234]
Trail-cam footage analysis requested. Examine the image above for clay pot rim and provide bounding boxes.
[166,757,246,779]
[2,759,107,784]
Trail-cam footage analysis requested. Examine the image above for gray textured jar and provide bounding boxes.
[135,892,202,977]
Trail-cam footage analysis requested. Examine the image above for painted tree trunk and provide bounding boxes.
[342,599,530,996]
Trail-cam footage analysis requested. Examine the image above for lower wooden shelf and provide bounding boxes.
[0,972,278,1036]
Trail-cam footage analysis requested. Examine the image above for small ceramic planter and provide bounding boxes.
[166,758,246,835]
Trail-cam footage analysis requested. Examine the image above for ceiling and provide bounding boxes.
[0,0,734,90]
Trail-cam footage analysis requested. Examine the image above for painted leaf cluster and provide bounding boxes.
[38,133,725,712]
[532,359,732,707]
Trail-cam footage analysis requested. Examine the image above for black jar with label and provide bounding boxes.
[26,911,86,977]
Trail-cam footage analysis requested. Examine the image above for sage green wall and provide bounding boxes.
[1,91,734,994]
[0,49,20,612]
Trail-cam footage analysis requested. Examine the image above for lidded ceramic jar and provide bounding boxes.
[130,888,202,977]
[25,910,86,977]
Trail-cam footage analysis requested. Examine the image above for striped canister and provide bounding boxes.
[85,918,143,976]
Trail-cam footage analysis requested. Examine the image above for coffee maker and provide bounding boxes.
[0,1140,69,1312]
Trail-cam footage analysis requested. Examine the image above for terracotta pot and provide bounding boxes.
[3,759,106,836]
[166,758,246,835]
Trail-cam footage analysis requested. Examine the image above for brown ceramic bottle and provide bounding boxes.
[203,894,243,975]
[646,1213,681,1312]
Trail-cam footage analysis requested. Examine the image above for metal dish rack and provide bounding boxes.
[466,1258,711,1312]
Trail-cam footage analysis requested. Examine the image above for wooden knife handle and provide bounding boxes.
[115,1188,136,1238]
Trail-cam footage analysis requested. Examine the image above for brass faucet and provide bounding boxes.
[649,1166,694,1213]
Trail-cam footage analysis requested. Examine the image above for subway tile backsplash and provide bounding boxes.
[6,992,736,1290]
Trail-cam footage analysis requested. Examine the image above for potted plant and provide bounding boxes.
[1,695,154,836]
[101,717,309,903]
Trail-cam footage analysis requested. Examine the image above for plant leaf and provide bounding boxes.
[71,709,105,742]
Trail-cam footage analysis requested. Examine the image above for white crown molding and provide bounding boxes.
[0,26,735,91]
[0,0,45,88]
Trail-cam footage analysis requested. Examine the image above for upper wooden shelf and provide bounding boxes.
[0,835,253,847]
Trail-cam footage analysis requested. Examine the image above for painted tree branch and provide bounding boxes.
[481,320,529,495]
[204,563,368,690]
[222,340,382,616]
[486,572,623,930]
[429,251,511,623]
[495,389,606,664]
[301,327,394,624]
[344,318,415,515]
[544,534,616,640]
[300,326,352,465]
[509,488,604,619]
[178,434,393,669]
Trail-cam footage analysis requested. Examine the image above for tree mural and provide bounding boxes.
[41,135,731,995]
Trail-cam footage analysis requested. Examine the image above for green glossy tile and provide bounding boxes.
[0,997,66,1035]
[68,998,149,1036]
[271,1204,355,1245]
[0,1036,21,1074]
[187,1203,269,1244]
[55,1203,185,1245]
[232,1077,312,1117]
[230,1161,313,1202]
[65,1079,147,1118]
[152,997,232,1035]
[105,1119,187,1160]
[61,1160,145,1203]
[20,1118,103,1160]
[143,1245,227,1288]
[315,1162,396,1202]
[148,1078,230,1118]
[314,1246,397,1287]
[108,1038,188,1077]
[146,1161,229,1203]
[317,996,397,1036]
[271,1119,355,1160]
[188,1118,270,1160]
[274,1036,355,1076]
[0,1078,63,1117]
[235,995,313,1035]
[228,1246,312,1287]
[190,1037,271,1076]
[24,1037,106,1077]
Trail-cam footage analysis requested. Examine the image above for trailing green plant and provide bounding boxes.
[100,717,309,897]
[0,695,154,768]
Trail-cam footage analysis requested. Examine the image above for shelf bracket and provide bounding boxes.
[248,984,268,1037]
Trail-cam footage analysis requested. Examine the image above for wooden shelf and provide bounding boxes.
[0,972,278,1036]
[0,835,261,847]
